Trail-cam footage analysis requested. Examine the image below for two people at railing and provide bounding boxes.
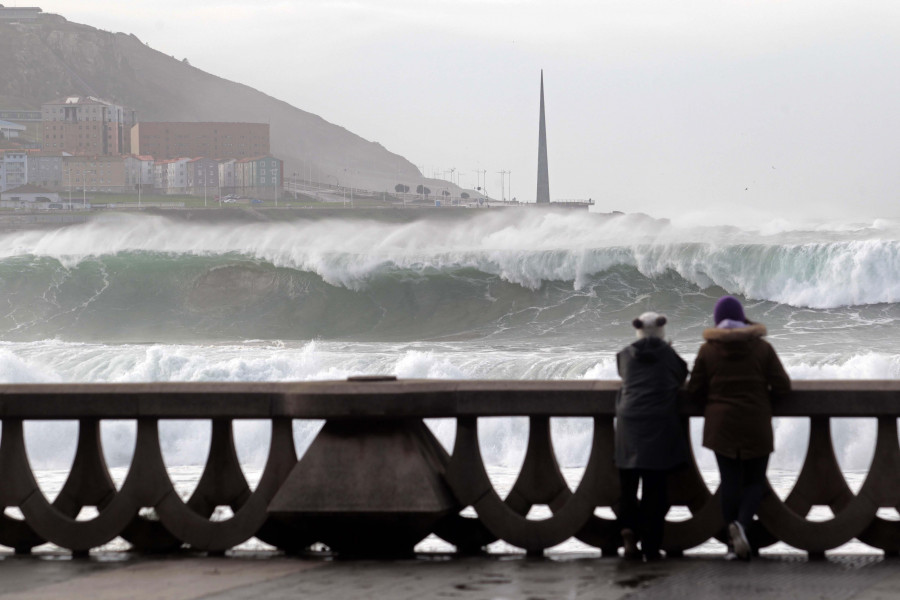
[615,295,791,562]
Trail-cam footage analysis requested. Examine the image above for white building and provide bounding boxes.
[165,158,189,194]
[217,159,236,193]
[27,154,65,189]
[153,157,189,194]
[0,184,62,209]
[0,119,26,140]
[125,155,154,189]
[0,150,28,192]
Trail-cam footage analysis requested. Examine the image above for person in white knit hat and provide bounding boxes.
[615,311,688,560]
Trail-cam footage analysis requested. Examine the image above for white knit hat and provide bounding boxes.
[632,311,667,339]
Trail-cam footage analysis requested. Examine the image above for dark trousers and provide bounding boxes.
[715,453,769,530]
[618,468,669,554]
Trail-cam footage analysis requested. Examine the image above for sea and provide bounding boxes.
[1,208,898,555]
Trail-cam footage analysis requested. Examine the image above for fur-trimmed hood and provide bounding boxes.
[701,323,767,359]
[702,323,767,342]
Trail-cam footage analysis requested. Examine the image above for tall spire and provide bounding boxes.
[536,70,550,204]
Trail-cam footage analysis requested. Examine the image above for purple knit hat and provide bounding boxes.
[713,295,747,325]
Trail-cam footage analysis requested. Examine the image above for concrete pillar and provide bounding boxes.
[268,418,457,556]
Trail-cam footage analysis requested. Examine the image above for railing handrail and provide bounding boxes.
[1,379,898,419]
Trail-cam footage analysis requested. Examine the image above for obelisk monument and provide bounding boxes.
[535,70,550,204]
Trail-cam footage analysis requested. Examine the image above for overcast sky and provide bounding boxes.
[37,1,900,222]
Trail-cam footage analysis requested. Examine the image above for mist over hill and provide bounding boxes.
[0,11,425,191]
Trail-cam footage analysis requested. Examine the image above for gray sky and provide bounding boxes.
[38,1,900,222]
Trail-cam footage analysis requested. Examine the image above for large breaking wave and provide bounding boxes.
[0,212,898,341]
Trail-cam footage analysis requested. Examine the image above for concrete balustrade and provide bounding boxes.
[0,380,899,557]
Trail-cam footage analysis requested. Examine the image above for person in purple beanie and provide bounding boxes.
[688,295,791,561]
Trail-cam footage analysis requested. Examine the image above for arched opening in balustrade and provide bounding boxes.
[14,419,138,553]
[232,419,270,491]
[768,417,811,501]
[100,420,136,490]
[476,417,528,500]
[549,417,593,491]
[831,417,877,494]
[23,419,78,503]
[159,419,212,500]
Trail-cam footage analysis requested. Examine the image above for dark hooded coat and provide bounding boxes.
[687,324,791,459]
[615,338,689,470]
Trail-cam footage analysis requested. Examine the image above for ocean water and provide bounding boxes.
[1,209,898,553]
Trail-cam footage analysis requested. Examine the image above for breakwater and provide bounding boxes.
[1,379,898,558]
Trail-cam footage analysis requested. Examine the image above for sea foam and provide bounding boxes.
[0,341,895,473]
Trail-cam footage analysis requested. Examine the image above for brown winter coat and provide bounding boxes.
[687,324,791,459]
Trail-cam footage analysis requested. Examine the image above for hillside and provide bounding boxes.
[0,12,425,191]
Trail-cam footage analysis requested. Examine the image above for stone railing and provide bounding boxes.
[1,379,899,557]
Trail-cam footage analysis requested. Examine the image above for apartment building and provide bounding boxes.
[186,158,220,196]
[153,158,190,194]
[0,150,28,192]
[131,122,269,160]
[62,155,127,192]
[124,155,155,189]
[27,153,65,189]
[42,96,137,155]
[234,155,283,199]
[217,159,236,194]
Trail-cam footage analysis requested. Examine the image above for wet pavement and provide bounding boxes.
[0,552,899,599]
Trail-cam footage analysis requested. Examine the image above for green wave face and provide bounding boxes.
[1,251,897,350]
[0,253,673,342]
